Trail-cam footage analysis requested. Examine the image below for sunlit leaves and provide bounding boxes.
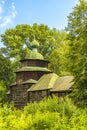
[66,0,87,106]
[0,96,87,129]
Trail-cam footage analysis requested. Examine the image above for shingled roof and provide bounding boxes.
[50,76,74,92]
[28,75,74,92]
[16,66,52,72]
[22,79,37,84]
[28,73,58,91]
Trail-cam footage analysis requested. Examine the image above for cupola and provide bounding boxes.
[29,39,44,60]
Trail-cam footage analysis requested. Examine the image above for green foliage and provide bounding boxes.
[24,96,77,117]
[0,96,87,130]
[0,55,15,88]
[0,23,67,78]
[65,0,87,107]
[0,81,7,103]
[48,37,71,75]
[0,1,87,108]
[0,24,62,60]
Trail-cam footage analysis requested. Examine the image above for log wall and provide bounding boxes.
[21,59,49,68]
[28,89,50,102]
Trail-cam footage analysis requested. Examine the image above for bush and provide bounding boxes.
[0,81,7,104]
[0,96,87,130]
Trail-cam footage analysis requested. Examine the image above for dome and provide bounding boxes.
[29,51,44,60]
[30,39,39,49]
[29,39,44,60]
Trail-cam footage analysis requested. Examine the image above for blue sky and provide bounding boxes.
[0,0,78,46]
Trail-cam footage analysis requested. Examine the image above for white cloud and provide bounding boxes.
[0,1,17,28]
[11,2,16,10]
[0,0,5,4]
[0,0,5,14]
[1,0,5,4]
[10,2,17,18]
[0,16,13,27]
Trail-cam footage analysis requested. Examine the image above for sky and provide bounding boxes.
[0,0,79,47]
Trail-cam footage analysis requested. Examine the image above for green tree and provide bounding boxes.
[66,0,87,107]
[0,80,7,103]
[0,54,15,88]
[0,24,61,60]
[48,31,70,75]
[0,23,67,75]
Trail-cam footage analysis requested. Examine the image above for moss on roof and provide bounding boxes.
[30,39,39,49]
[29,39,44,60]
[50,76,74,92]
[16,66,51,72]
[29,51,44,60]
[28,73,58,91]
[28,75,74,92]
[10,82,16,87]
[7,90,10,95]
[22,79,37,84]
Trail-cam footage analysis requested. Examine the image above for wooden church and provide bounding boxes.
[7,39,74,109]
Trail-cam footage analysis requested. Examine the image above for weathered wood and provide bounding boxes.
[28,90,49,103]
[8,55,72,109]
[20,59,49,68]
[9,58,50,108]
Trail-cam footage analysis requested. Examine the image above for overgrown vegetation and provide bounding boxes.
[0,96,87,130]
[0,81,7,103]
[0,1,87,129]
[0,0,87,115]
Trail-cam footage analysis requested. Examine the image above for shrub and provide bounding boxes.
[0,96,87,130]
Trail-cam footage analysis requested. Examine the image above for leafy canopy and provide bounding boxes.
[66,0,87,107]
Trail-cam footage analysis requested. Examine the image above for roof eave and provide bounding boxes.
[27,88,50,92]
[50,89,72,92]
